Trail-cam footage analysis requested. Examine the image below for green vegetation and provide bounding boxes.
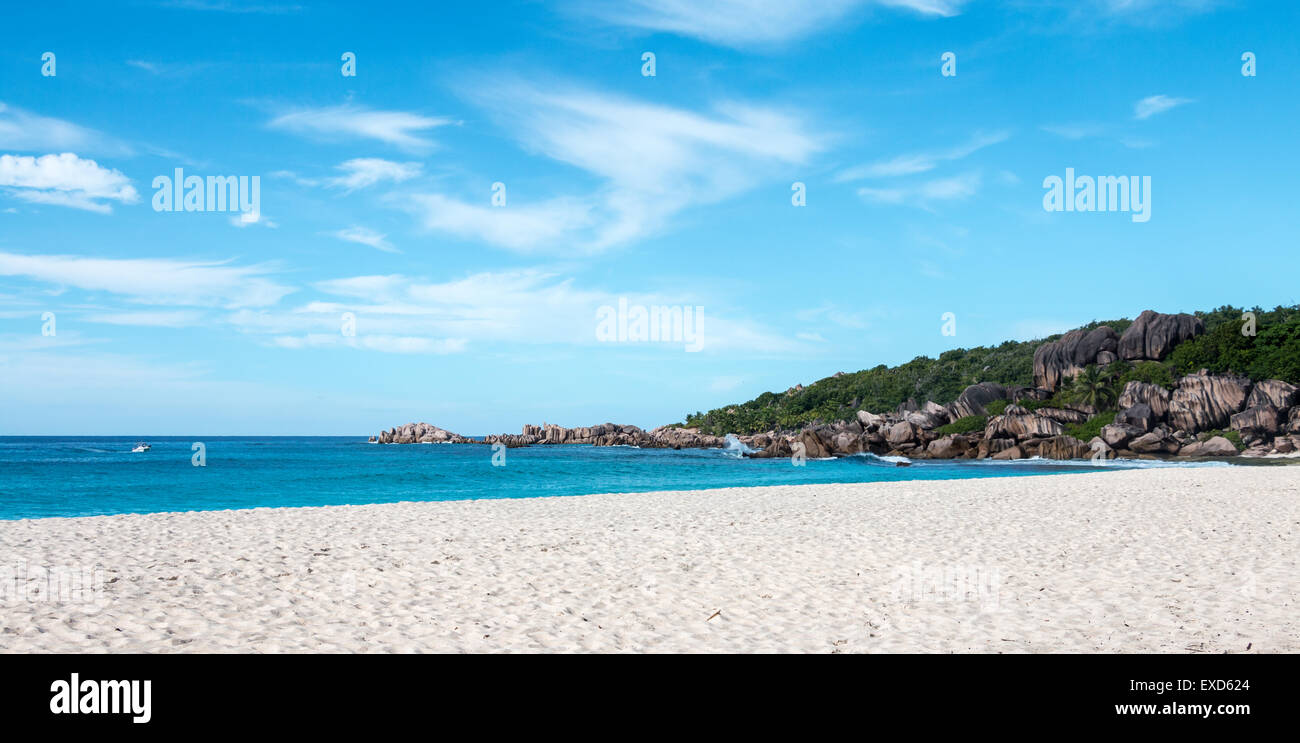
[683,305,1300,436]
[1071,365,1118,410]
[936,415,988,435]
[1065,412,1115,442]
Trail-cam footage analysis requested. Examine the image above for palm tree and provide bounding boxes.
[1071,365,1117,411]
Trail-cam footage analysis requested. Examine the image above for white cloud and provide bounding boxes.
[331,226,398,253]
[414,81,823,251]
[271,334,467,354]
[836,130,1007,181]
[0,153,139,213]
[328,158,422,190]
[268,105,454,151]
[0,252,292,307]
[85,310,206,327]
[571,0,967,47]
[401,193,595,253]
[0,103,131,155]
[1134,94,1193,120]
[229,210,278,228]
[858,171,980,207]
[228,268,805,355]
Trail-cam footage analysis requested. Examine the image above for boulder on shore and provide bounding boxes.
[1246,379,1299,411]
[1179,436,1239,457]
[1168,372,1251,433]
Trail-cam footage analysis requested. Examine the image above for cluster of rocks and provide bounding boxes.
[372,309,1300,462]
[370,421,727,449]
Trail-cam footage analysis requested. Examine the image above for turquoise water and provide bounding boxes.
[0,437,1220,520]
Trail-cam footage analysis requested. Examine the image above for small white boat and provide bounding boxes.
[132,442,151,453]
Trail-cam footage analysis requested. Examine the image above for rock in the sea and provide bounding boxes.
[946,382,1008,420]
[991,445,1023,460]
[1229,405,1282,436]
[1246,379,1299,411]
[1179,436,1239,457]
[797,429,832,459]
[748,438,793,459]
[1033,326,1120,392]
[1118,381,1170,420]
[1118,310,1205,361]
[1168,372,1251,433]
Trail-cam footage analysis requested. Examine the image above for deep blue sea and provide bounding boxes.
[0,436,1226,520]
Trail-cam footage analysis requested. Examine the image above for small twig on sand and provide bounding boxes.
[706,610,721,622]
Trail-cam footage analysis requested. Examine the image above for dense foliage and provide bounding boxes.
[682,305,1299,437]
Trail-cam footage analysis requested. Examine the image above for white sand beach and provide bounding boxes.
[1,467,1296,653]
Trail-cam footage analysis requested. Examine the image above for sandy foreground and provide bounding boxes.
[1,467,1297,653]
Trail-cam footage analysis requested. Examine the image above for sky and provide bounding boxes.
[1,0,1297,435]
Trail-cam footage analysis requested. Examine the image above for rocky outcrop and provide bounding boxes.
[1118,310,1205,361]
[947,382,1008,420]
[985,412,1064,440]
[856,410,884,431]
[1114,403,1157,432]
[927,434,971,458]
[904,401,950,429]
[1129,428,1180,454]
[1178,436,1239,457]
[1034,407,1089,425]
[1246,379,1298,411]
[1167,372,1251,433]
[1034,435,1091,460]
[375,422,473,444]
[1100,423,1142,448]
[885,421,918,447]
[1033,326,1120,391]
[1230,405,1282,437]
[1117,381,1170,420]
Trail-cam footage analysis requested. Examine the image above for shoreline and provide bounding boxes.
[2,467,1296,652]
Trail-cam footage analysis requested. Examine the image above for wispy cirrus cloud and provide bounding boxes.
[0,103,133,156]
[1134,94,1193,120]
[268,105,455,152]
[228,268,806,355]
[403,79,823,252]
[0,153,139,213]
[836,130,1007,182]
[0,252,292,307]
[568,0,968,47]
[857,171,981,208]
[330,226,398,253]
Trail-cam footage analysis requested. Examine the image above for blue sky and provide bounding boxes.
[1,0,1297,435]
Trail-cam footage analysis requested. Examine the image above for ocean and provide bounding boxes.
[0,436,1228,520]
